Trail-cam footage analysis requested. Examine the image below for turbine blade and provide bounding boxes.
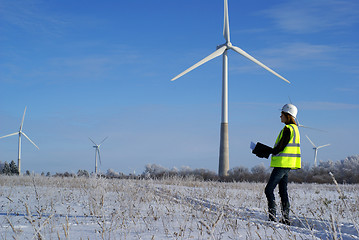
[0,132,18,139]
[299,125,327,132]
[99,136,108,145]
[305,135,316,148]
[21,132,40,149]
[20,106,27,131]
[296,113,326,132]
[171,46,227,81]
[290,99,324,131]
[288,96,293,104]
[317,144,330,149]
[230,45,290,83]
[223,0,230,43]
[89,137,97,146]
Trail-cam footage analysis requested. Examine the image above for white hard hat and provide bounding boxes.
[282,104,298,118]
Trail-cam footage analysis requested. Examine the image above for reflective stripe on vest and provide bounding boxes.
[271,124,301,169]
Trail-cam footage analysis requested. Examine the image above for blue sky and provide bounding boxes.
[0,0,358,174]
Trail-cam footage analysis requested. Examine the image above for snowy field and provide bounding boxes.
[0,175,358,239]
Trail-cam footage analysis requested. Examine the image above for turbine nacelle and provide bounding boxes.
[217,42,232,50]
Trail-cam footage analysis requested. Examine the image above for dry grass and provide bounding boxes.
[0,175,358,239]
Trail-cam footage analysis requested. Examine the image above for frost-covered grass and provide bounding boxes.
[0,175,358,239]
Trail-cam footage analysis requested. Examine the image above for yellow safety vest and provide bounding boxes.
[271,124,301,169]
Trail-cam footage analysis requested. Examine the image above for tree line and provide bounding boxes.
[1,155,358,184]
[140,155,359,184]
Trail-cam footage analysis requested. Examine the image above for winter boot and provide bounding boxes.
[268,207,276,222]
[279,218,291,225]
[280,203,290,225]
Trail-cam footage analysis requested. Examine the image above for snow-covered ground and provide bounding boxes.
[0,175,358,239]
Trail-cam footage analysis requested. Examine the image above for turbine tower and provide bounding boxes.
[305,135,330,167]
[89,137,108,174]
[171,0,290,176]
[0,107,39,174]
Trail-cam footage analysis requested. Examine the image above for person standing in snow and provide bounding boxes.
[252,104,301,225]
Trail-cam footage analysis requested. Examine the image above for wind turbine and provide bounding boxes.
[0,107,39,174]
[89,137,108,174]
[288,97,326,132]
[305,135,330,167]
[171,0,290,176]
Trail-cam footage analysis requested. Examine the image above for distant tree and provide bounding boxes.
[63,172,75,177]
[106,169,121,178]
[192,168,217,181]
[250,164,270,182]
[2,162,11,175]
[77,169,89,177]
[9,160,19,175]
[143,164,167,176]
[46,172,51,177]
[228,166,251,182]
[25,170,31,176]
[289,162,311,183]
[180,166,192,174]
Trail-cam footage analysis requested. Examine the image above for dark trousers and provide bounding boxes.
[264,167,291,220]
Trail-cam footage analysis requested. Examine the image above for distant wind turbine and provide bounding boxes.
[89,137,108,174]
[305,135,330,167]
[0,107,39,174]
[171,0,290,176]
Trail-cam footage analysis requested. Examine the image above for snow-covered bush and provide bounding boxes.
[106,169,123,178]
[227,166,251,181]
[142,164,217,180]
